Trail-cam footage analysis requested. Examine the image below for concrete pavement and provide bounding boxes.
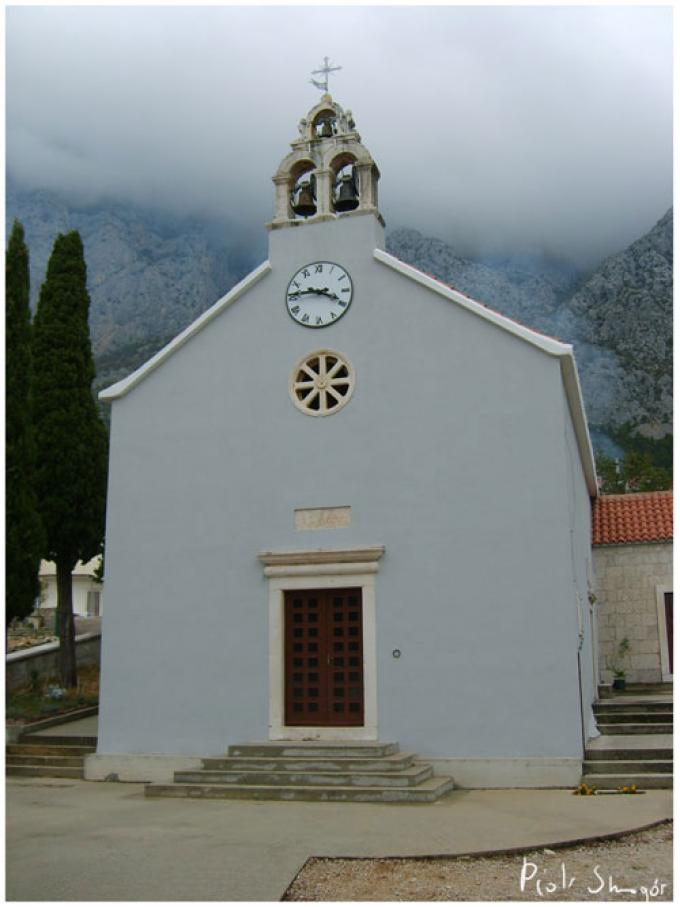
[6,777,672,901]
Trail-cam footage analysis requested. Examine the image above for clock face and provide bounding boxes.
[285,261,353,328]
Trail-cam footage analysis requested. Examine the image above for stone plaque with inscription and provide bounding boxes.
[294,506,351,531]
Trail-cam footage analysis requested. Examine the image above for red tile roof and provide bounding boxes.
[592,490,673,546]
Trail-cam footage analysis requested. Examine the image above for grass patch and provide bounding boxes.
[6,664,99,721]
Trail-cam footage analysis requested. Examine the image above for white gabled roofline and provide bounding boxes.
[99,261,272,401]
[374,249,598,496]
[375,249,571,355]
[560,356,598,496]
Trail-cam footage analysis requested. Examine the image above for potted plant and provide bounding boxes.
[609,637,630,691]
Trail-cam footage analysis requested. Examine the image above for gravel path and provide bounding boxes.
[284,820,672,901]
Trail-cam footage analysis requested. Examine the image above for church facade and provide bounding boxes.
[90,94,599,788]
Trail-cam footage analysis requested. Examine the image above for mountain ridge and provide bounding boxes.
[6,180,671,444]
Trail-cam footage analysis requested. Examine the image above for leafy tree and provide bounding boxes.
[6,220,45,626]
[595,453,624,494]
[32,231,108,686]
[621,451,672,492]
[609,423,673,472]
[596,450,672,494]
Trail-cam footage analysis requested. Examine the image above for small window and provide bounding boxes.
[87,590,100,617]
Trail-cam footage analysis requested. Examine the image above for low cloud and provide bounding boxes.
[6,5,672,267]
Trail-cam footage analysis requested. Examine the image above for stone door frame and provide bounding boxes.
[259,547,384,741]
[656,584,673,682]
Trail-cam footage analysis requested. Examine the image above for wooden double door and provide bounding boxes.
[284,588,364,726]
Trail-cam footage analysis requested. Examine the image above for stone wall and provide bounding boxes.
[6,633,101,692]
[594,543,672,684]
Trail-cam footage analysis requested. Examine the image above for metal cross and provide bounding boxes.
[310,57,342,93]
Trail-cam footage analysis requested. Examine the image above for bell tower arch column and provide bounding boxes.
[273,175,291,222]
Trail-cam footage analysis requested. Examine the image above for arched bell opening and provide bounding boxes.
[331,156,360,214]
[289,162,317,219]
[312,110,338,139]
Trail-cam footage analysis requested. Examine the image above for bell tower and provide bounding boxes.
[269,93,383,231]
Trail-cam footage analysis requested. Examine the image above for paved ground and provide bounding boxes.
[6,778,672,902]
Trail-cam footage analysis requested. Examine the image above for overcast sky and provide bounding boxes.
[6,5,673,267]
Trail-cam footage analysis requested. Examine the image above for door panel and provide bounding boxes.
[284,588,364,726]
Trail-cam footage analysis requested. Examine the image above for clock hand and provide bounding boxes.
[290,287,339,300]
[310,287,341,300]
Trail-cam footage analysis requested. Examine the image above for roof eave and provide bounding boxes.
[593,538,673,547]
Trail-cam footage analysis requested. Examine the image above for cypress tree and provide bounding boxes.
[32,231,108,686]
[6,220,45,626]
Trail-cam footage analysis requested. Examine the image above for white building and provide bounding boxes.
[38,557,102,618]
[91,93,598,789]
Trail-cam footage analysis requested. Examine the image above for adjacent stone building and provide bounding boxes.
[593,491,673,684]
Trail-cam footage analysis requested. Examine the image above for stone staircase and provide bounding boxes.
[592,699,673,736]
[6,734,97,779]
[581,696,673,790]
[145,741,455,803]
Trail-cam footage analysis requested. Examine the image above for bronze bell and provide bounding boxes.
[292,182,316,217]
[334,173,359,212]
[319,118,334,138]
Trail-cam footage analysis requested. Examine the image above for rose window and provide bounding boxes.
[289,350,355,416]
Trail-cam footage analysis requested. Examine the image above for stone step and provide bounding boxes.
[581,773,673,790]
[594,711,673,723]
[6,764,84,779]
[597,723,673,735]
[19,735,97,747]
[583,759,673,774]
[6,743,95,757]
[174,763,433,788]
[145,775,455,803]
[201,752,416,773]
[615,684,673,693]
[594,702,672,714]
[6,754,85,768]
[599,684,673,698]
[227,741,399,759]
[585,747,673,761]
